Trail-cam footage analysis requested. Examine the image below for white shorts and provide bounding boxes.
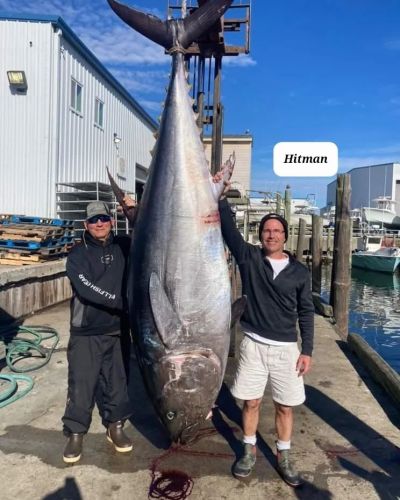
[230,336,305,406]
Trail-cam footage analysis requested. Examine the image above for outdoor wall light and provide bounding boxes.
[113,133,122,144]
[7,70,28,92]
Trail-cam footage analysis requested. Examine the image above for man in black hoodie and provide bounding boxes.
[62,200,133,463]
[217,180,314,488]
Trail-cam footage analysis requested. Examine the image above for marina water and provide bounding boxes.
[321,265,400,374]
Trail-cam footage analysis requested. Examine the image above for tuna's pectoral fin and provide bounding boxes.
[211,152,236,200]
[106,167,138,225]
[149,273,181,349]
[230,295,247,329]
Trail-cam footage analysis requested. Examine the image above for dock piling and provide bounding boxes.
[330,174,352,339]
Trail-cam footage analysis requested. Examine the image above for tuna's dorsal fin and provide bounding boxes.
[107,0,233,51]
[149,272,182,349]
[230,295,247,329]
[106,167,137,225]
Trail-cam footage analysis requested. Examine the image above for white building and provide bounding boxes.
[326,163,400,216]
[0,13,157,222]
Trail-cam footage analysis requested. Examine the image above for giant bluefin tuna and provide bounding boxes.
[107,0,242,443]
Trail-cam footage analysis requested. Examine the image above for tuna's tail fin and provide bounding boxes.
[107,0,233,51]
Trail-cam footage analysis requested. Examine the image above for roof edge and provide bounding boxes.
[0,13,158,131]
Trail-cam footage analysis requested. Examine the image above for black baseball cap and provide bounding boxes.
[258,213,288,241]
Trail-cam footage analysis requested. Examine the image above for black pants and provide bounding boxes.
[62,334,132,434]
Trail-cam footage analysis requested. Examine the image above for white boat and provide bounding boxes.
[288,194,332,226]
[352,244,400,274]
[362,197,400,229]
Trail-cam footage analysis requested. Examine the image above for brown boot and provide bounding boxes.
[106,421,133,453]
[63,433,83,464]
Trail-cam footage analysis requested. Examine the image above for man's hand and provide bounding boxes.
[296,354,312,376]
[123,195,136,209]
[212,172,231,199]
[117,195,136,213]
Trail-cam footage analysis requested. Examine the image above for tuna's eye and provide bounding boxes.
[166,411,176,421]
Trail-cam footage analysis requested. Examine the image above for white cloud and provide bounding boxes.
[339,155,400,172]
[224,54,257,67]
[337,144,400,172]
[140,99,163,113]
[320,97,342,107]
[109,68,168,95]
[384,39,400,50]
[83,26,167,65]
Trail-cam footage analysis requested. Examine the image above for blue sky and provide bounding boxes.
[2,0,400,207]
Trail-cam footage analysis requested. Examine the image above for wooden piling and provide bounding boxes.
[296,218,307,261]
[330,174,351,339]
[284,185,291,226]
[276,192,282,215]
[311,214,333,317]
[311,214,323,294]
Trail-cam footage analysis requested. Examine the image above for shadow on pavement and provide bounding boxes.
[336,339,400,431]
[42,476,83,499]
[215,382,334,498]
[127,352,171,450]
[305,385,400,498]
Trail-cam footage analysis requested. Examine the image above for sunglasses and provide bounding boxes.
[87,215,112,224]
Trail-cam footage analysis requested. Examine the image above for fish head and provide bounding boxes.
[157,348,222,443]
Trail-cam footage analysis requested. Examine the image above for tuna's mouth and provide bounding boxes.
[158,348,222,442]
[163,348,221,370]
[168,347,217,357]
[160,348,221,398]
[180,422,201,444]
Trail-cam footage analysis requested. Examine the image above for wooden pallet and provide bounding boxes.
[0,253,41,265]
[0,245,66,265]
[0,214,74,227]
[0,224,65,241]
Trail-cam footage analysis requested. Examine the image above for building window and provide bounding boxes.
[71,78,82,114]
[95,98,104,128]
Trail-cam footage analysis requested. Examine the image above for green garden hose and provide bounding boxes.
[0,374,34,408]
[1,324,59,373]
[0,323,59,407]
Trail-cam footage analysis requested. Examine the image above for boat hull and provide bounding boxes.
[352,253,400,273]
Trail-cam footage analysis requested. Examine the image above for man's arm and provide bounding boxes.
[122,195,139,227]
[213,157,251,263]
[218,199,250,264]
[66,248,123,310]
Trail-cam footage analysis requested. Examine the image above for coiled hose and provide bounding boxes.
[0,323,59,408]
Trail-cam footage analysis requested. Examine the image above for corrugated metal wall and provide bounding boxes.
[326,163,396,212]
[0,20,55,217]
[0,18,156,218]
[56,37,155,202]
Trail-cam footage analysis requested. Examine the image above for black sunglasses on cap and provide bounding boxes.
[86,215,112,224]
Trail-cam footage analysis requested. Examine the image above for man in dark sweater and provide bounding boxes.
[62,200,134,463]
[218,190,314,487]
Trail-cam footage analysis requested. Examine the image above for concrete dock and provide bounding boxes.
[1,301,400,499]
